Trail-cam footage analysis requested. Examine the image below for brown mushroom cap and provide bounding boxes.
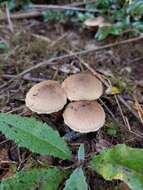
[84,16,105,27]
[25,80,67,114]
[63,101,105,133]
[62,73,103,101]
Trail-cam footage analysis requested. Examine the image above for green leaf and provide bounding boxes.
[127,0,143,17]
[77,12,93,22]
[106,122,119,137]
[132,21,143,31]
[78,144,85,161]
[95,24,123,40]
[64,168,88,190]
[90,144,143,190]
[1,167,67,190]
[95,27,109,40]
[7,0,16,11]
[0,113,72,160]
[0,42,8,49]
[42,10,65,22]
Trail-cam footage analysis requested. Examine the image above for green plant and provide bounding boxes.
[0,0,32,11]
[0,113,143,190]
[0,42,8,50]
[42,0,143,40]
[2,0,143,40]
[82,0,143,40]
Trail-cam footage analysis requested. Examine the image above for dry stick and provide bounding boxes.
[117,95,142,124]
[2,74,44,82]
[134,96,143,124]
[66,0,96,7]
[0,11,42,21]
[5,2,14,32]
[99,99,119,124]
[30,4,98,13]
[1,36,143,91]
[130,56,143,63]
[114,94,129,128]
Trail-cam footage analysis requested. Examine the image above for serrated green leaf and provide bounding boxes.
[64,168,88,190]
[78,144,85,161]
[0,113,72,160]
[1,167,67,190]
[90,144,143,190]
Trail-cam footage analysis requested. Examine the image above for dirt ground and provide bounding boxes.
[0,17,143,190]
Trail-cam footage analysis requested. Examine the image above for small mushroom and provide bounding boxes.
[62,73,103,101]
[63,101,105,133]
[84,16,105,28]
[25,80,67,114]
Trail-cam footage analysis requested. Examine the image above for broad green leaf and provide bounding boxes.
[78,144,85,161]
[1,167,67,190]
[127,0,143,17]
[95,27,109,40]
[0,42,8,49]
[132,21,143,31]
[90,144,143,190]
[77,12,94,22]
[0,113,72,160]
[64,168,88,190]
[95,24,123,40]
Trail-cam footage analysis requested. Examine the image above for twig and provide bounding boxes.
[130,130,143,139]
[1,36,143,91]
[0,11,42,21]
[99,98,119,124]
[125,117,131,131]
[129,56,143,63]
[134,96,143,124]
[30,4,98,13]
[5,2,13,32]
[117,95,142,124]
[2,74,44,82]
[66,0,96,7]
[114,95,128,127]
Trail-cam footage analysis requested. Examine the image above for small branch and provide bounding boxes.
[5,2,14,32]
[30,4,98,13]
[0,11,43,21]
[99,98,120,124]
[2,74,44,82]
[66,0,96,7]
[114,95,128,127]
[117,95,142,125]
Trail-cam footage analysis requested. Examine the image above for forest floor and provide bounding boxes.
[0,13,143,190]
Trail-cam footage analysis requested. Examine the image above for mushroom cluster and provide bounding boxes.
[25,73,105,133]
